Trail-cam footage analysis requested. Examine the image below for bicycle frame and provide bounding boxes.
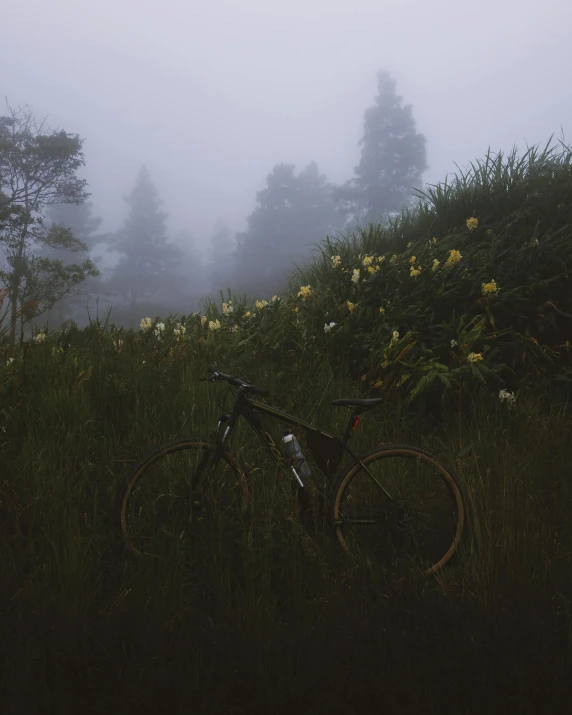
[203,386,395,504]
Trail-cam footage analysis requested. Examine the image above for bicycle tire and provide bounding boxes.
[120,437,249,558]
[328,444,465,576]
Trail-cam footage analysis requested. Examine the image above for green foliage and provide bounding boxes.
[1,309,572,712]
[164,138,572,422]
[0,102,95,346]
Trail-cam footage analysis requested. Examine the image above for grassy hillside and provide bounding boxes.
[1,140,571,714]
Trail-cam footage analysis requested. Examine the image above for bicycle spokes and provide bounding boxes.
[125,446,241,559]
[337,453,460,573]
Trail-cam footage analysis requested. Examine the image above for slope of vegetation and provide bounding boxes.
[0,141,571,714]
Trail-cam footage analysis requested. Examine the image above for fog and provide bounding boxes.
[2,0,572,320]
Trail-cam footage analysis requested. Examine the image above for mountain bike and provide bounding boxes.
[120,367,465,576]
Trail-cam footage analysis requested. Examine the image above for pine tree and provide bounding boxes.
[334,71,427,228]
[106,166,188,313]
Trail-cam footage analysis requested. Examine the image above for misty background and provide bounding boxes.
[2,0,572,331]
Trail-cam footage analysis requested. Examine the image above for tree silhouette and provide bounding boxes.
[334,71,427,228]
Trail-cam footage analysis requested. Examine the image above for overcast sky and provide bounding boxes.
[3,0,572,258]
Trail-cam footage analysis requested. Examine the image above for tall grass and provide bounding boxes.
[1,138,571,713]
[1,317,571,713]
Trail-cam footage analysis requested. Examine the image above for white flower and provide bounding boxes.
[33,332,47,343]
[113,339,124,350]
[351,268,360,284]
[324,322,336,333]
[499,389,516,403]
[390,331,399,344]
[6,357,14,365]
[222,301,234,315]
[154,322,165,337]
[272,295,280,303]
[450,339,458,348]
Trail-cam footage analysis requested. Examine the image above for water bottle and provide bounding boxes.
[282,431,312,484]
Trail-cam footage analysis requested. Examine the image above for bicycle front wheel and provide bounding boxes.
[329,444,464,576]
[120,437,249,559]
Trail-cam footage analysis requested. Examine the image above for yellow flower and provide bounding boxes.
[331,255,342,269]
[390,254,398,262]
[294,306,300,313]
[297,285,312,301]
[367,265,380,274]
[140,317,153,331]
[362,255,374,268]
[482,279,498,295]
[201,315,207,326]
[173,323,186,340]
[346,301,356,313]
[431,258,440,271]
[379,306,385,314]
[222,301,233,315]
[466,217,479,231]
[208,319,221,331]
[376,255,385,263]
[485,229,494,237]
[351,269,360,284]
[244,311,251,318]
[391,330,399,344]
[428,237,437,247]
[444,249,462,268]
[255,299,269,310]
[467,352,483,364]
[410,266,421,278]
[407,242,412,247]
[410,256,416,264]
[272,295,280,303]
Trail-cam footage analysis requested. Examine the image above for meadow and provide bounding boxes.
[1,141,571,714]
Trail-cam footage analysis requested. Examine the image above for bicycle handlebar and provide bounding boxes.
[204,367,269,396]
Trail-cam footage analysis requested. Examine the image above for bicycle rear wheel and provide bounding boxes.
[329,444,464,576]
[120,437,249,559]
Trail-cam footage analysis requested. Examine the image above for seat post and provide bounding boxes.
[342,408,364,444]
